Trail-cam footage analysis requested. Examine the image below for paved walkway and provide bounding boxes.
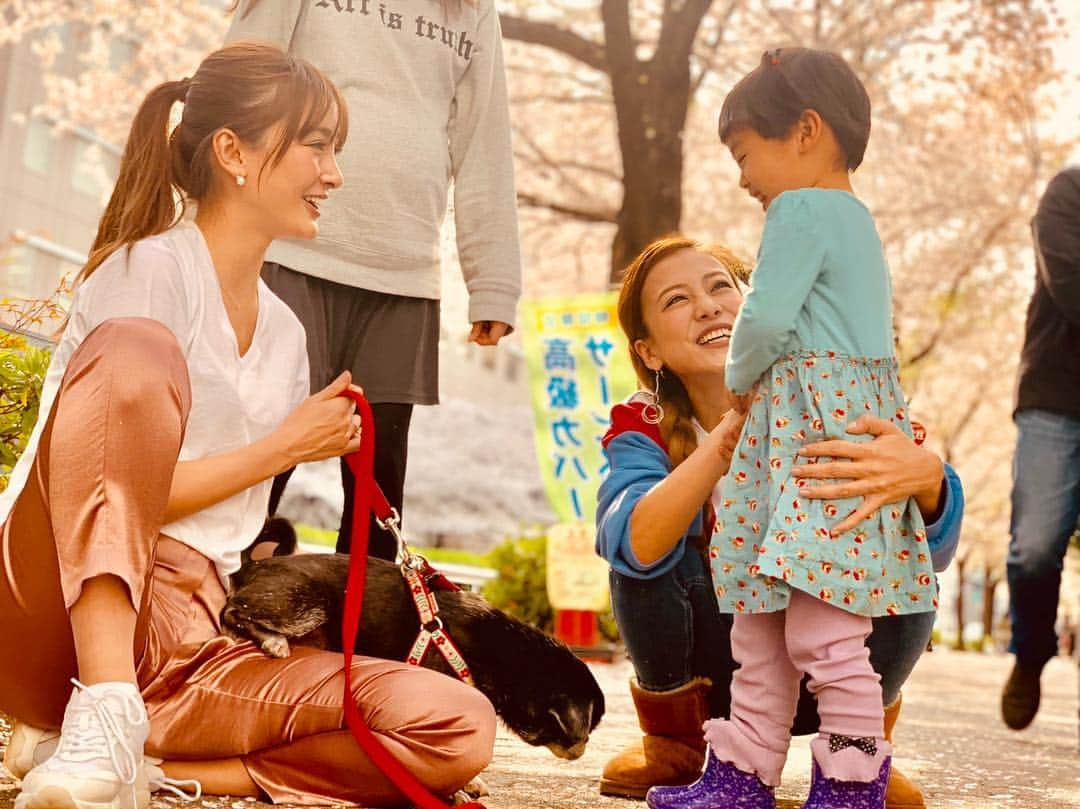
[1,650,1077,808]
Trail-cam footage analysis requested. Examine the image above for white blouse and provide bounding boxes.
[0,222,310,581]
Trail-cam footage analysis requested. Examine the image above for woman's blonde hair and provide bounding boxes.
[616,236,749,468]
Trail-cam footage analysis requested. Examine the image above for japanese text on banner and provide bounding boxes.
[522,292,636,524]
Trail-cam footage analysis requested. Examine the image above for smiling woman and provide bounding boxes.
[594,235,963,803]
[0,41,495,809]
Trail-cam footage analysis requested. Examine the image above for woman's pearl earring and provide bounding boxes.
[236,174,246,187]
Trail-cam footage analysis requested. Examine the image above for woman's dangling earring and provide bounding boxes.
[642,368,665,425]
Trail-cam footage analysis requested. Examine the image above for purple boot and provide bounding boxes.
[645,749,775,809]
[801,756,891,809]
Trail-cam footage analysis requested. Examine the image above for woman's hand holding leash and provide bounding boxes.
[273,371,364,468]
[795,415,944,536]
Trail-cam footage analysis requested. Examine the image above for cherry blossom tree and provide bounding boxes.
[3,2,1076,630]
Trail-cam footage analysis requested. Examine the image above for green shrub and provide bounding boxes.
[482,533,620,642]
[483,533,553,632]
[0,344,50,492]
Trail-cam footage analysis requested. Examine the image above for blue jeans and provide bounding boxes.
[610,546,936,734]
[1007,409,1080,668]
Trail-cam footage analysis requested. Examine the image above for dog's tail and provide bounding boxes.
[241,516,299,566]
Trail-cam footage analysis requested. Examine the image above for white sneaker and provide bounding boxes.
[3,722,59,780]
[5,713,200,803]
[14,680,151,809]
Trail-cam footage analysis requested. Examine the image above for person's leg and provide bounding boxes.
[0,318,190,724]
[868,612,935,808]
[868,612,936,708]
[334,288,438,557]
[702,610,800,787]
[785,591,889,782]
[684,549,739,718]
[1006,411,1080,663]
[600,550,719,797]
[159,760,259,798]
[337,402,413,559]
[146,645,495,806]
[1003,409,1080,728]
[612,549,720,692]
[0,318,191,809]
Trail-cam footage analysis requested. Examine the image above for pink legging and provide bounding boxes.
[703,589,891,786]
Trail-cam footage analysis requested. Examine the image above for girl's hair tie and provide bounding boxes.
[767,48,782,66]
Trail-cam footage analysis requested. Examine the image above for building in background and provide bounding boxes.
[0,24,121,326]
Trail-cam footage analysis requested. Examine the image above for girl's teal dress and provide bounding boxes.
[711,189,937,618]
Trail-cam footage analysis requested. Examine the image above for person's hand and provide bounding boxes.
[468,321,511,346]
[704,407,747,474]
[795,414,944,536]
[271,371,363,467]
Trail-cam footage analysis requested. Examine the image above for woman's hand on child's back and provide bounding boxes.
[270,371,364,469]
[795,415,945,535]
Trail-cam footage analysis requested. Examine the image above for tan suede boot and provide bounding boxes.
[884,694,926,809]
[599,677,711,799]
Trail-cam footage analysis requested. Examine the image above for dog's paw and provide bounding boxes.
[260,635,292,658]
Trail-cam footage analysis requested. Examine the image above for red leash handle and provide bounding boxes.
[339,389,486,809]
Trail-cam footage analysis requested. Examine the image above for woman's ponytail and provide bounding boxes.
[77,78,190,286]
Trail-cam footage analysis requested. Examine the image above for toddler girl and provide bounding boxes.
[646,47,937,809]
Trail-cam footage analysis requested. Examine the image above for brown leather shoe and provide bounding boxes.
[1001,660,1042,730]
[598,678,710,799]
[883,693,925,809]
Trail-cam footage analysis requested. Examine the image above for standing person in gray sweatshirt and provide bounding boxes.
[226,0,522,559]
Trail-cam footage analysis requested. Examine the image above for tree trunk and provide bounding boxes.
[501,2,714,283]
[953,556,966,651]
[982,569,999,649]
[603,0,710,282]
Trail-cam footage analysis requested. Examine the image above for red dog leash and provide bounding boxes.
[340,389,486,809]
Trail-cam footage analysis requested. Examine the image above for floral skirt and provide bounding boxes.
[710,351,938,617]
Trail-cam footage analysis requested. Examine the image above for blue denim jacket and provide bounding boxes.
[596,425,964,581]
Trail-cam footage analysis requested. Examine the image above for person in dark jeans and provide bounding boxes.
[1001,166,1080,730]
[595,237,963,807]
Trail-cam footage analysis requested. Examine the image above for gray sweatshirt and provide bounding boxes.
[226,0,522,327]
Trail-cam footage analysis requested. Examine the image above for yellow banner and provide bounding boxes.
[546,521,611,611]
[521,291,636,524]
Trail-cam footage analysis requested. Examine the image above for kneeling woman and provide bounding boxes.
[0,43,494,809]
[596,238,962,806]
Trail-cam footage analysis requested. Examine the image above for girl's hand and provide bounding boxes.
[795,415,944,536]
[271,371,363,468]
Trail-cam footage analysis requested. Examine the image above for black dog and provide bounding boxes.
[223,523,604,760]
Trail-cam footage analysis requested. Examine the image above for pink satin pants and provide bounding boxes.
[0,318,496,806]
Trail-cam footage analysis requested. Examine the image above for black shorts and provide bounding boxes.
[262,262,439,405]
